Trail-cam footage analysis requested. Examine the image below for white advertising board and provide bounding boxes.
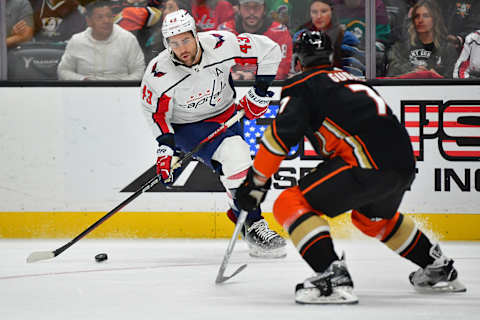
[0,85,478,214]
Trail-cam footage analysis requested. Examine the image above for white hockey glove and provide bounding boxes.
[156,145,180,184]
[238,87,274,120]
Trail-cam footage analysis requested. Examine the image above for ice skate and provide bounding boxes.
[295,257,358,304]
[409,244,466,293]
[244,219,287,259]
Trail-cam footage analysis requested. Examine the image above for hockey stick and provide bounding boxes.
[215,209,248,284]
[26,110,246,263]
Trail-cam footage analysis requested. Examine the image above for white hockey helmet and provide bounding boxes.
[162,9,198,51]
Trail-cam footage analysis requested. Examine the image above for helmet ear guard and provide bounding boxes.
[293,30,334,68]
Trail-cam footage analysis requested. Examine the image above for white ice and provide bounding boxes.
[0,239,479,320]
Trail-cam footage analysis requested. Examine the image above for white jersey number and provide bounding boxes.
[345,84,387,116]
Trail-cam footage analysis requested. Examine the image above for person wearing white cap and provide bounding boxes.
[139,9,287,258]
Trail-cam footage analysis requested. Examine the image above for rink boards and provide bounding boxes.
[0,84,479,240]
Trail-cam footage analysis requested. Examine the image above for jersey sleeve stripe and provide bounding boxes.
[458,59,470,78]
[271,120,289,152]
[353,134,379,169]
[261,125,288,155]
[253,144,285,178]
[153,94,172,134]
[234,57,258,65]
[323,118,377,169]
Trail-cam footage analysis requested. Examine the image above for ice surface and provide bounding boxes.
[0,239,478,320]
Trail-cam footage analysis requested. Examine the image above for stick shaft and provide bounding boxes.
[53,175,159,256]
[215,209,248,283]
[51,110,245,258]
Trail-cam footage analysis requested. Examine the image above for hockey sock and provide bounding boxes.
[381,214,435,268]
[352,210,435,268]
[288,212,339,273]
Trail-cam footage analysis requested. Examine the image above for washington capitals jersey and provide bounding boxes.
[140,30,281,142]
[253,66,416,179]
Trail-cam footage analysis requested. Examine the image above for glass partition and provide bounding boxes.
[2,0,480,81]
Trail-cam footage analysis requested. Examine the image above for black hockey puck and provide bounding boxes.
[95,253,108,262]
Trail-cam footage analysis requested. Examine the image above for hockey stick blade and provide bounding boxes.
[25,110,246,265]
[215,263,247,284]
[215,210,248,284]
[26,251,55,263]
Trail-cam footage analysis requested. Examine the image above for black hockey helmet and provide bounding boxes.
[293,30,333,68]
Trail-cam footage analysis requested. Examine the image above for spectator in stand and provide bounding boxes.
[332,0,391,44]
[289,0,310,35]
[109,0,148,15]
[192,0,235,32]
[30,0,87,42]
[144,0,191,58]
[5,0,34,48]
[453,30,480,79]
[218,0,292,80]
[331,0,391,76]
[435,0,480,54]
[383,0,410,43]
[141,0,192,61]
[57,0,145,80]
[294,0,365,77]
[386,0,457,78]
[114,0,163,63]
[266,0,290,27]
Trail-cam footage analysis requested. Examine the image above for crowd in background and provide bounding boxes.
[3,0,480,80]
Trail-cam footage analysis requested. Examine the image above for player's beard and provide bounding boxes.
[245,15,261,29]
[176,49,195,66]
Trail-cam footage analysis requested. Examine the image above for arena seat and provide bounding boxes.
[7,42,66,80]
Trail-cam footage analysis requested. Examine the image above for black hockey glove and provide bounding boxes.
[236,167,272,211]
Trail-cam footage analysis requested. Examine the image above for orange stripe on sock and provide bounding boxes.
[401,231,421,257]
[300,234,331,256]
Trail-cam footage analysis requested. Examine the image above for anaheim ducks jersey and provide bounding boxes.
[254,66,416,179]
[140,30,281,142]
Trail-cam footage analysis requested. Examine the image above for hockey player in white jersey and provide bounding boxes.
[140,9,286,258]
[453,30,480,79]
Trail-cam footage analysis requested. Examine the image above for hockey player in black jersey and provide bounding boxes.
[236,30,466,304]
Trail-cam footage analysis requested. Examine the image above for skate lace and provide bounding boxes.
[248,220,278,242]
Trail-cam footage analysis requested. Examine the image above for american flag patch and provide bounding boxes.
[243,104,299,156]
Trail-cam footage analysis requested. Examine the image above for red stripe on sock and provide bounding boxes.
[401,231,421,257]
[300,234,331,256]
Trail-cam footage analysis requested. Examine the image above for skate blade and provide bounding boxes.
[414,278,467,293]
[248,246,287,259]
[295,287,359,305]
